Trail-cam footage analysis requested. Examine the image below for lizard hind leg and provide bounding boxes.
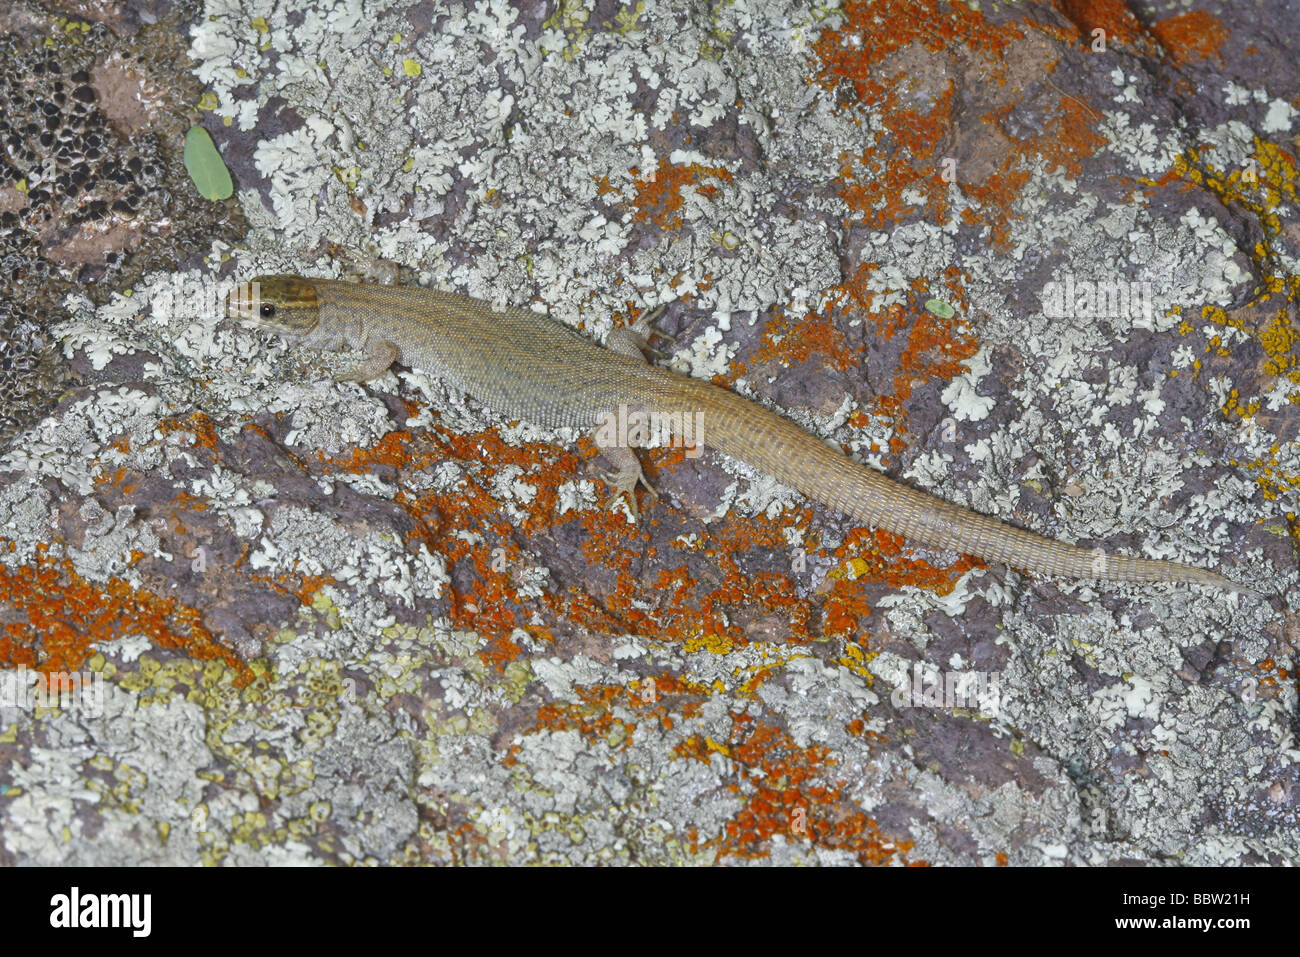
[599,445,658,519]
[607,306,669,360]
[599,306,669,517]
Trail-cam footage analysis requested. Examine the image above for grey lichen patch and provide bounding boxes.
[2,680,214,866]
[0,475,57,567]
[66,497,167,585]
[869,143,1290,600]
[54,647,422,865]
[249,503,447,606]
[4,384,166,495]
[194,0,850,336]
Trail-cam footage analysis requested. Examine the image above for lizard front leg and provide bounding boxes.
[337,338,399,383]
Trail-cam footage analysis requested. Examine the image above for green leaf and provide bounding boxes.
[183,125,233,201]
[924,298,955,319]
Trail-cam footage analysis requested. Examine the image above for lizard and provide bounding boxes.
[225,274,1257,595]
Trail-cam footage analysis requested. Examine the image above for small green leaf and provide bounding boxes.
[924,298,955,319]
[184,125,233,201]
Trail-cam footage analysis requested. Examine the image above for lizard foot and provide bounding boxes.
[335,339,399,383]
[602,446,658,519]
[607,306,670,360]
[321,241,414,285]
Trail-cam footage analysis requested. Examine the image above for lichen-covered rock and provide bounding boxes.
[0,0,1297,866]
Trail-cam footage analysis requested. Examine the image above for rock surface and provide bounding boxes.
[1,0,1297,865]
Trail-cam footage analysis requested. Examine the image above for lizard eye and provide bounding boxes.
[259,303,277,318]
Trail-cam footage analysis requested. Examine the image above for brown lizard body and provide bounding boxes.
[227,275,1254,594]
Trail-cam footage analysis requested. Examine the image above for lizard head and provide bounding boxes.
[225,275,320,337]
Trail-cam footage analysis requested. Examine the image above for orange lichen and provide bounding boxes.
[1056,0,1150,48]
[477,630,524,672]
[330,428,419,472]
[800,3,995,506]
[813,0,1021,100]
[521,677,709,762]
[683,714,918,864]
[518,672,914,862]
[533,684,635,746]
[732,304,859,379]
[414,424,588,539]
[1036,94,1108,178]
[835,149,933,231]
[893,85,956,160]
[630,157,732,229]
[583,508,822,647]
[895,301,976,411]
[819,527,980,630]
[1150,11,1228,64]
[963,168,1034,247]
[157,410,220,452]
[294,575,336,605]
[0,547,249,682]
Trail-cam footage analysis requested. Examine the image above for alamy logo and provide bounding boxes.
[49,887,151,937]
[0,665,103,720]
[1040,275,1153,321]
[891,664,1001,718]
[593,403,704,459]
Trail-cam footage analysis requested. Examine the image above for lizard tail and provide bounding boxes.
[646,375,1252,593]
